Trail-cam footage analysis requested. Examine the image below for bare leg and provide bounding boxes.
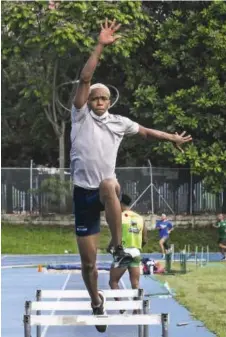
[128,266,141,314]
[159,238,165,255]
[76,233,101,306]
[109,266,127,290]
[219,243,226,258]
[109,266,127,303]
[128,266,140,289]
[99,179,121,248]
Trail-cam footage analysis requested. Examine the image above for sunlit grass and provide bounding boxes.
[156,263,226,337]
[1,223,220,254]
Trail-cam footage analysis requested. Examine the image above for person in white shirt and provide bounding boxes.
[71,18,192,333]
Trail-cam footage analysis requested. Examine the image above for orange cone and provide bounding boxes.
[38,265,42,272]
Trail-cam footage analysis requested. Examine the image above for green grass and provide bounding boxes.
[156,264,226,337]
[1,223,220,254]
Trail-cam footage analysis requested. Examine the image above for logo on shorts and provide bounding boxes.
[77,227,88,232]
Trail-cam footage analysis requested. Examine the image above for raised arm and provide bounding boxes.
[73,18,121,109]
[138,126,192,152]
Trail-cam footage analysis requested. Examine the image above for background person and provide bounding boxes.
[156,213,173,258]
[108,194,148,314]
[213,213,226,261]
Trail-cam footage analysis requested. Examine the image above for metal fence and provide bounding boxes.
[1,167,223,215]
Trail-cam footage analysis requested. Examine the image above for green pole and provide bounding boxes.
[180,252,186,274]
[165,253,171,273]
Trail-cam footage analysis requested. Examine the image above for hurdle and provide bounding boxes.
[194,245,210,267]
[165,252,186,274]
[24,289,169,337]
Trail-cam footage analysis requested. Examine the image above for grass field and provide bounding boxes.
[1,222,220,254]
[156,263,226,337]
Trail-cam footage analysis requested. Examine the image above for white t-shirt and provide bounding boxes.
[70,104,139,189]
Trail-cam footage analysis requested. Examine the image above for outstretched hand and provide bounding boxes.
[172,131,192,152]
[98,18,121,45]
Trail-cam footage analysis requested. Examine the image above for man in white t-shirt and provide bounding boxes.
[71,19,192,332]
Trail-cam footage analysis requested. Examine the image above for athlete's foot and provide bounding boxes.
[221,256,226,261]
[91,291,107,333]
[112,245,133,268]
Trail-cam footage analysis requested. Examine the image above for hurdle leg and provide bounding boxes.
[161,313,169,337]
[36,290,41,337]
[201,246,204,267]
[207,245,209,264]
[180,253,186,274]
[24,314,31,337]
[165,253,171,274]
[143,299,150,337]
[138,289,144,337]
[25,300,31,315]
[170,244,174,262]
[195,246,198,268]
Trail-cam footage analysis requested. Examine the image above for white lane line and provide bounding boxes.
[40,273,71,337]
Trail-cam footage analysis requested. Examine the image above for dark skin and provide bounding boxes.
[88,89,110,115]
[109,203,147,313]
[73,18,192,307]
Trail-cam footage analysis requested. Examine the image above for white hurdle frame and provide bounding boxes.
[24,288,169,337]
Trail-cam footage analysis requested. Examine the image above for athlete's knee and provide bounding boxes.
[99,179,119,201]
[163,242,169,250]
[81,260,96,274]
[131,279,139,289]
[109,278,118,289]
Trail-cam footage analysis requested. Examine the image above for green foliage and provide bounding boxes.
[130,1,226,193]
[2,0,150,168]
[31,176,72,212]
[2,1,226,197]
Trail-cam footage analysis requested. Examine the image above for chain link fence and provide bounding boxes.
[1,167,223,215]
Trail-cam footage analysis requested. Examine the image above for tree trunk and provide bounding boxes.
[59,121,66,213]
[222,188,226,213]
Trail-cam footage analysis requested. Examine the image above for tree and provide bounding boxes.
[2,57,58,167]
[2,0,151,171]
[2,0,151,210]
[125,1,226,210]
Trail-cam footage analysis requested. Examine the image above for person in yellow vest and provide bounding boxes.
[107,194,148,308]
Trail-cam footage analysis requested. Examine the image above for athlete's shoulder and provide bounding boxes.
[129,210,144,220]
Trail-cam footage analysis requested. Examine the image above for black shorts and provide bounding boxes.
[73,186,104,237]
[218,238,226,246]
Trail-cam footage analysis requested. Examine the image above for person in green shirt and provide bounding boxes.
[213,213,226,261]
[107,194,148,313]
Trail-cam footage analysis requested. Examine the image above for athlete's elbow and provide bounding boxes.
[138,126,148,139]
[79,73,92,84]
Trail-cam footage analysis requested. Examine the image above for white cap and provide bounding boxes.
[89,83,111,97]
